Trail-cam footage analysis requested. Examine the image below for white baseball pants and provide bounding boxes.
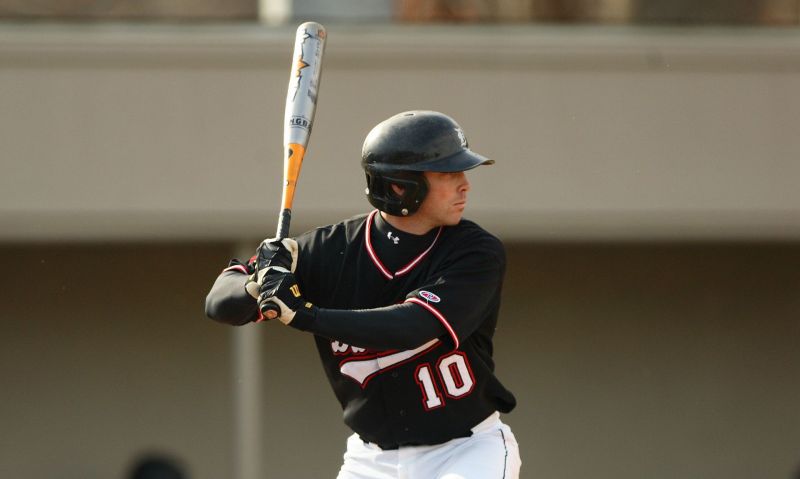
[336,412,521,479]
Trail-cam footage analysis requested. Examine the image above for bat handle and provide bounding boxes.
[275,208,292,240]
[260,302,281,320]
[260,208,293,320]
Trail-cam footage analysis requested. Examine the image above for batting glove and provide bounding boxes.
[257,271,315,325]
[245,237,298,299]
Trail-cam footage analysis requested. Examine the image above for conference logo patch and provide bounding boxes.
[419,290,441,303]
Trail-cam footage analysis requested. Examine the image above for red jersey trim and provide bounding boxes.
[365,210,393,279]
[223,264,249,275]
[364,210,442,280]
[405,298,459,350]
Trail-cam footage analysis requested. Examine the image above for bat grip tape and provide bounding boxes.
[275,208,292,239]
[260,208,293,318]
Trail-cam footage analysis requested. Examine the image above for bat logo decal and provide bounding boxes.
[289,116,310,128]
[290,29,314,101]
[293,58,309,78]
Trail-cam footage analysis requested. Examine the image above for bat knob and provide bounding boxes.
[260,302,281,321]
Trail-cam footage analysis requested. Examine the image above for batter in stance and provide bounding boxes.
[206,111,521,478]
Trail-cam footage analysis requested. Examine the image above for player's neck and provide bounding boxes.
[380,211,437,236]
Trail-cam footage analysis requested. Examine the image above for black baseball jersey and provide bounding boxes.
[206,210,516,449]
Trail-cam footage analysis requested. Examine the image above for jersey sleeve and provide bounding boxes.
[403,233,505,350]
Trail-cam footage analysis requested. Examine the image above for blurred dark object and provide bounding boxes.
[0,0,257,21]
[395,0,799,25]
[396,0,495,22]
[527,0,630,23]
[632,0,800,25]
[127,454,188,479]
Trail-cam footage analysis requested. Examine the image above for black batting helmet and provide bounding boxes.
[361,110,494,216]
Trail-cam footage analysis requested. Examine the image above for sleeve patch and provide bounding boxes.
[419,290,441,303]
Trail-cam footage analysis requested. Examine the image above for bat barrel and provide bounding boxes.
[284,22,326,149]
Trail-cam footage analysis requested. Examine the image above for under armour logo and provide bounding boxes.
[387,231,400,245]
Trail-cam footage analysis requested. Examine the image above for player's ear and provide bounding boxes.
[390,183,406,196]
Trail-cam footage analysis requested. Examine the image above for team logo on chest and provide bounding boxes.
[330,341,366,355]
[338,339,441,387]
[419,290,441,303]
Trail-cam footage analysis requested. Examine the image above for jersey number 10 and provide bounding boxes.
[414,351,475,410]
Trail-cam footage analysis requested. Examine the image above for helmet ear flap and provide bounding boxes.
[364,169,428,216]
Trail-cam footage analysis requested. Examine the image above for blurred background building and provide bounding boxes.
[1,0,800,23]
[1,1,799,478]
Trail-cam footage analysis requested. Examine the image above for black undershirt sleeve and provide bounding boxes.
[292,302,448,351]
[205,270,260,326]
[205,269,447,350]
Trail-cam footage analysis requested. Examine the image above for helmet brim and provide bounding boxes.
[406,149,495,173]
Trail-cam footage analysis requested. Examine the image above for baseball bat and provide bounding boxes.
[261,21,326,318]
[277,21,326,239]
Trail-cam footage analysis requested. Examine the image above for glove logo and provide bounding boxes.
[290,284,302,298]
[419,290,441,303]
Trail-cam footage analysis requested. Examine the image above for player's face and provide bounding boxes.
[415,171,471,228]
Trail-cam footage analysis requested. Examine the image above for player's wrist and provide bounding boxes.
[287,303,318,331]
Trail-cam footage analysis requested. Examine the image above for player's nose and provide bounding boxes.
[458,172,470,192]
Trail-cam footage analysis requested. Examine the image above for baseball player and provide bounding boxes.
[206,111,521,478]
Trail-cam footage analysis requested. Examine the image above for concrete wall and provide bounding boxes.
[1,24,799,242]
[2,242,799,478]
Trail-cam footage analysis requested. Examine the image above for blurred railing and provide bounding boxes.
[0,0,798,24]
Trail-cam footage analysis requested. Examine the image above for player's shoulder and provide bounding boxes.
[442,218,505,259]
[449,218,504,247]
[294,212,370,248]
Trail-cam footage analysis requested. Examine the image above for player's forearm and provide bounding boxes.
[205,271,260,325]
[291,302,446,350]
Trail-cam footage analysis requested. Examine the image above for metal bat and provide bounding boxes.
[277,21,326,239]
[261,21,326,318]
